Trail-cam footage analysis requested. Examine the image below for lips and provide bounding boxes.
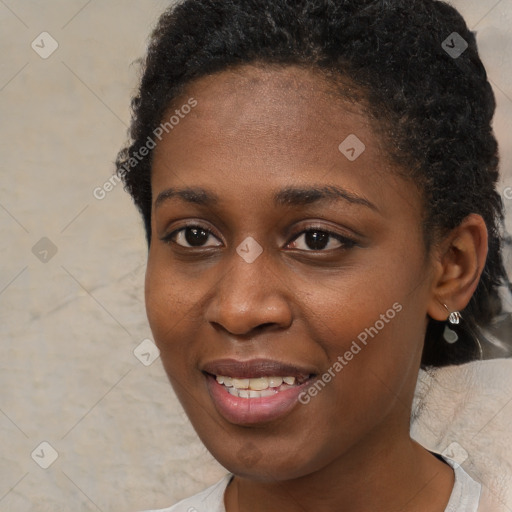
[202,358,315,380]
[202,358,316,425]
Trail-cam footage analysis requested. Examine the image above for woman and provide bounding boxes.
[116,0,510,510]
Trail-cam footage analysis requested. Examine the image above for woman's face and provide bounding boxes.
[146,65,437,480]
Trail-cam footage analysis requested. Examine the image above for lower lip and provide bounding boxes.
[205,373,312,425]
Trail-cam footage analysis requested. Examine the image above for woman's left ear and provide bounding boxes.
[427,213,488,321]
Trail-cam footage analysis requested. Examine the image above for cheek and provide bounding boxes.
[144,254,193,361]
[298,251,423,351]
[144,247,202,329]
[288,302,424,476]
[297,250,427,417]
[144,249,222,394]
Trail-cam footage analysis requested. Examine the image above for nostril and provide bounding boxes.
[255,322,277,331]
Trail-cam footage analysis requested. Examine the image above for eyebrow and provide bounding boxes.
[154,185,377,211]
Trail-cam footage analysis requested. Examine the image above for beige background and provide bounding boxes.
[0,1,512,511]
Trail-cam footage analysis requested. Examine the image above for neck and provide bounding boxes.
[224,435,454,512]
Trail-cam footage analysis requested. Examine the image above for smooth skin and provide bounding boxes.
[145,65,488,512]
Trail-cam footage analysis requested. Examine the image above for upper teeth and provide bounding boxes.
[216,375,296,390]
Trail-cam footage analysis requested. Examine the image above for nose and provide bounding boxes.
[205,248,293,337]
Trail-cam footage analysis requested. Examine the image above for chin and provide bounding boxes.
[204,436,329,483]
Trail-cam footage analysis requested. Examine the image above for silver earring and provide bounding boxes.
[443,304,461,344]
[448,311,461,325]
[442,305,485,358]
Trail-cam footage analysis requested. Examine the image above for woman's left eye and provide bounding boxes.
[287,229,355,252]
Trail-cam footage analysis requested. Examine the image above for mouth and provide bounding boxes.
[211,374,311,399]
[202,358,316,425]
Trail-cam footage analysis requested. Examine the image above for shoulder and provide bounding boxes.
[436,453,509,512]
[139,474,233,512]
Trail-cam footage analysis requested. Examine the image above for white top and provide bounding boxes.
[141,453,484,512]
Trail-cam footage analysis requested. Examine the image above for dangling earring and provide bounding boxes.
[443,304,461,344]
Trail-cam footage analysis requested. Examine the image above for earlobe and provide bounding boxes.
[427,214,488,321]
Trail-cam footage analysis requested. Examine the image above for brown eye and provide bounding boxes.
[287,229,355,252]
[165,226,222,248]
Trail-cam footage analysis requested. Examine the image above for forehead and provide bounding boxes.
[154,65,383,169]
[187,63,360,105]
[151,64,420,218]
[166,64,371,142]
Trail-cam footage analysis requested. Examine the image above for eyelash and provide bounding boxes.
[161,223,357,252]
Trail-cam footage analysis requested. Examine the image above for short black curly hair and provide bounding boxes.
[116,0,510,368]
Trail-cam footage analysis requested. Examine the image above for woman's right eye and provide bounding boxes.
[162,226,223,248]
